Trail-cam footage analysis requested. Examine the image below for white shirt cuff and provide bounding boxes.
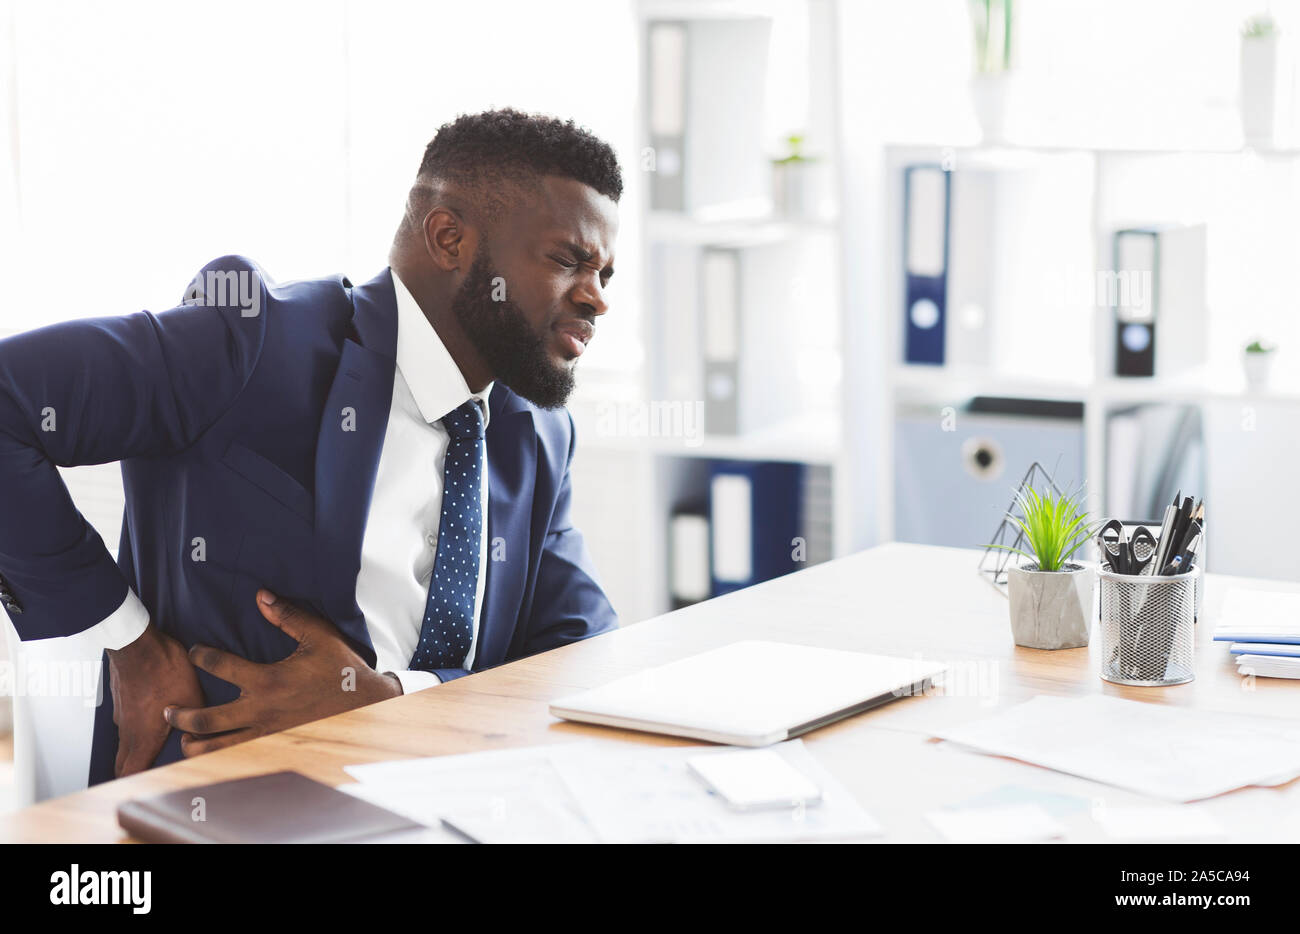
[391,669,442,695]
[21,588,150,655]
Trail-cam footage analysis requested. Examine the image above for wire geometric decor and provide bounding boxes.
[977,461,1067,595]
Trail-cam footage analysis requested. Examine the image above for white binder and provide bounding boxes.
[646,17,772,218]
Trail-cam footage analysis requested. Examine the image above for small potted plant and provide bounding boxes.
[992,485,1095,650]
[1243,338,1278,390]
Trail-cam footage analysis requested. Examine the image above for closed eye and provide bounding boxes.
[551,253,613,287]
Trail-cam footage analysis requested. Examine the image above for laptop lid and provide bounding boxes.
[549,641,948,746]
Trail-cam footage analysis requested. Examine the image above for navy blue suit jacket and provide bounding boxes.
[0,257,617,784]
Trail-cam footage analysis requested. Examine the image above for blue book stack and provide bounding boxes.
[1213,589,1300,679]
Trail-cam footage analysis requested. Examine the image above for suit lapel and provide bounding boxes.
[477,384,535,669]
[313,269,397,646]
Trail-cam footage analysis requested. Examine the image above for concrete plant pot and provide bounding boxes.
[1007,562,1094,650]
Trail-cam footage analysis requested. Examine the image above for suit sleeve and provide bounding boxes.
[0,258,265,641]
[519,411,618,658]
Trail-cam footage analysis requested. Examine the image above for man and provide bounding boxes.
[0,108,621,788]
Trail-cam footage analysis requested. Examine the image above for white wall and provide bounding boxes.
[0,0,643,371]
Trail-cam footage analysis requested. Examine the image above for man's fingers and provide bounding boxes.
[188,643,261,688]
[180,729,257,758]
[256,588,318,644]
[165,699,249,736]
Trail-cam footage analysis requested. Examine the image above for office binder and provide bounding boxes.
[709,460,804,597]
[645,17,772,218]
[699,239,808,436]
[799,463,834,567]
[945,169,997,369]
[1110,225,1207,378]
[1112,229,1156,377]
[902,164,951,365]
[669,511,711,609]
[646,21,686,213]
[702,248,741,435]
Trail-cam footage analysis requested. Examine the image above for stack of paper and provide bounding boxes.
[934,695,1300,801]
[1214,589,1300,679]
[340,739,881,844]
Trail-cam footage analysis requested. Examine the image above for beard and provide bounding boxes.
[450,247,576,410]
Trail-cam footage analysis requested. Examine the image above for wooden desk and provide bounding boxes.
[4,543,1299,843]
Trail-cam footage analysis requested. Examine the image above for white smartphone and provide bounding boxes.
[687,749,823,811]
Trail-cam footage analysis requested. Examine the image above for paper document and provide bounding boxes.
[548,739,880,843]
[342,739,878,844]
[1235,654,1300,679]
[1214,589,1300,643]
[934,695,1300,802]
[341,744,598,844]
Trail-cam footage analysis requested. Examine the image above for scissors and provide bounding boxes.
[1097,519,1159,574]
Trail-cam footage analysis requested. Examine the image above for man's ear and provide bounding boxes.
[422,206,476,273]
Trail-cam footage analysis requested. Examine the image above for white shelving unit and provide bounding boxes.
[572,0,849,624]
[573,0,1300,623]
[866,139,1300,579]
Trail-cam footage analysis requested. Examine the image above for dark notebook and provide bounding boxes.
[117,770,426,844]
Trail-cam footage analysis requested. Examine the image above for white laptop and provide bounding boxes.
[549,641,948,746]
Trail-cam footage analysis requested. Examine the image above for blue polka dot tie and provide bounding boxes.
[410,399,485,672]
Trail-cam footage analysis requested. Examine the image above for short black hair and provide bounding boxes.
[398,108,622,239]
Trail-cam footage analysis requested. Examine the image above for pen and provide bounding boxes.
[1153,503,1179,575]
[1163,519,1201,575]
[1162,497,1193,574]
[1176,530,1202,571]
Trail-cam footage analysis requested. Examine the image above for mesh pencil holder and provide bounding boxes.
[1098,566,1199,686]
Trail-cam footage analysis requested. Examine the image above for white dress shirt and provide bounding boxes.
[355,270,491,693]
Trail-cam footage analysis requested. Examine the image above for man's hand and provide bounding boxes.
[106,623,205,778]
[165,589,402,757]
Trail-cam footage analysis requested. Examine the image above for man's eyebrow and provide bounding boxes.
[556,240,614,275]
